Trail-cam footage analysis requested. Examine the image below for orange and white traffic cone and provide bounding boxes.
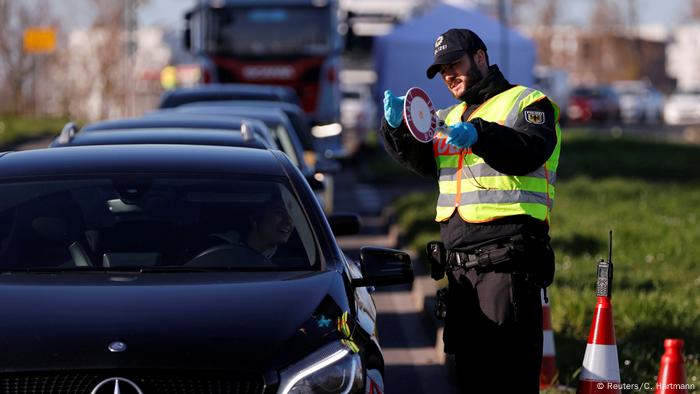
[655,339,688,394]
[540,292,558,388]
[577,256,621,393]
[576,296,621,393]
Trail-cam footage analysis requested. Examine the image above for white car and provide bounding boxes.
[612,80,664,124]
[341,84,377,141]
[663,92,700,126]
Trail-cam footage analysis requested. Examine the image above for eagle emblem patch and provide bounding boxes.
[524,110,545,125]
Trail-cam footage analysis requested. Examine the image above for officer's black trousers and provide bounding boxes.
[444,269,543,394]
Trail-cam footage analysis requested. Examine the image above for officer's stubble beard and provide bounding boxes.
[457,54,485,103]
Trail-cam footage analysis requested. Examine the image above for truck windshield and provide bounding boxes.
[206,6,331,57]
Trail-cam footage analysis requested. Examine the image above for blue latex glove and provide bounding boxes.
[383,90,405,128]
[446,122,478,149]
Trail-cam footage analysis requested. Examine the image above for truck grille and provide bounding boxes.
[0,370,265,394]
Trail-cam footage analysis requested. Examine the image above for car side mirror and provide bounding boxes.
[328,213,360,236]
[352,246,414,287]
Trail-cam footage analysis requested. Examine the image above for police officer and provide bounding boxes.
[379,28,560,393]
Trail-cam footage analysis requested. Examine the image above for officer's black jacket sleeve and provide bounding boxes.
[378,118,438,179]
[470,98,557,175]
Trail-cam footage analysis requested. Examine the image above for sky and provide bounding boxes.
[136,0,691,31]
[139,0,193,30]
[25,0,693,33]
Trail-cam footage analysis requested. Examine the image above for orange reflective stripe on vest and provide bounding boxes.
[433,86,561,223]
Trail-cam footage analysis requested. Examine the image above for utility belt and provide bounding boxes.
[428,234,555,322]
[426,233,554,288]
[446,236,517,271]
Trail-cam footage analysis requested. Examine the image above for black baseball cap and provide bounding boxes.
[426,28,487,79]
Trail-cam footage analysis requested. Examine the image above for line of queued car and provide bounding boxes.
[564,80,700,127]
[566,82,663,125]
[0,83,414,394]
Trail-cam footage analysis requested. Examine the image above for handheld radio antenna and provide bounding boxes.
[596,230,614,298]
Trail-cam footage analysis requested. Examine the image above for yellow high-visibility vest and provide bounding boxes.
[433,85,561,223]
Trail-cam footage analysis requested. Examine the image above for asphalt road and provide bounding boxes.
[333,167,460,393]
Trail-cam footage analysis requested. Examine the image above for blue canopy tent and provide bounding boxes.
[373,2,536,110]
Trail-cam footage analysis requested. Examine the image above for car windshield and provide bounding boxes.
[0,176,318,271]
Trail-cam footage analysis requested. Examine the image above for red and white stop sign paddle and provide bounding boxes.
[403,87,439,143]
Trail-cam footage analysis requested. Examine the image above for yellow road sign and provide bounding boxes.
[23,27,57,54]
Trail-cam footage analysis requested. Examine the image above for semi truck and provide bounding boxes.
[183,0,343,126]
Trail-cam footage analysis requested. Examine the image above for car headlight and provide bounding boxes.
[278,341,364,394]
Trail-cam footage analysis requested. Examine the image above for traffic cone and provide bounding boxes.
[655,339,688,394]
[576,296,621,394]
[540,292,558,388]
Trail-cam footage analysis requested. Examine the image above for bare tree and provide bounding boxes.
[689,0,700,20]
[76,0,150,119]
[538,0,557,65]
[585,0,626,81]
[510,0,559,65]
[509,0,558,26]
[0,0,6,27]
[88,0,127,119]
[590,0,623,31]
[0,0,57,115]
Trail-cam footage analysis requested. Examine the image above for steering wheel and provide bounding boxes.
[186,243,271,267]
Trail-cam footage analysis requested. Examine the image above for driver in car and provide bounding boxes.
[242,200,294,261]
[204,197,295,263]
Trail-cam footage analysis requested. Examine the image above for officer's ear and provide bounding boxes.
[473,49,488,69]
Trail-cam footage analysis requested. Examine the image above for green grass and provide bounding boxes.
[391,133,700,390]
[0,116,70,149]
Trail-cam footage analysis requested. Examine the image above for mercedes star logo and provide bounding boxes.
[91,377,143,394]
[108,341,127,353]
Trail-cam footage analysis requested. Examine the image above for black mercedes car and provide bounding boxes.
[0,145,413,393]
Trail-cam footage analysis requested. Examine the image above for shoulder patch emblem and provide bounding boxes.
[524,110,545,125]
